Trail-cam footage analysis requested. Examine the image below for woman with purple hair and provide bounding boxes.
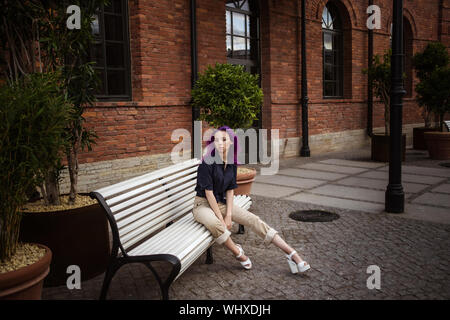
[192,126,310,274]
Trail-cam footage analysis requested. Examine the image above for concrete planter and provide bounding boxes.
[424,132,450,160]
[19,198,110,287]
[234,167,256,196]
[371,133,406,162]
[0,244,52,300]
[413,127,439,150]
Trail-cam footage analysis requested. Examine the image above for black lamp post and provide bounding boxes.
[385,0,405,213]
[300,0,310,157]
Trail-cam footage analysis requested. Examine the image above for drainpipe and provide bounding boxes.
[191,0,200,159]
[367,0,373,137]
[300,0,310,157]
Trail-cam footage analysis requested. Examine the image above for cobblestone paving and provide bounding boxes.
[43,194,450,300]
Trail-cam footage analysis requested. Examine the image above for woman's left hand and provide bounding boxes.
[224,214,232,230]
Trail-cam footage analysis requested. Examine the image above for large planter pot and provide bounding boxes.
[234,167,257,196]
[413,127,439,150]
[371,133,406,162]
[19,199,109,287]
[424,132,450,160]
[0,244,52,300]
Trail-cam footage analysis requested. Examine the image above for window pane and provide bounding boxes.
[104,0,122,14]
[91,14,100,36]
[226,11,231,34]
[324,33,332,50]
[240,0,249,11]
[106,43,124,67]
[246,38,250,57]
[226,1,236,8]
[107,70,126,95]
[91,43,104,67]
[105,15,123,41]
[324,82,334,96]
[324,65,334,80]
[233,36,246,58]
[324,51,333,64]
[226,35,232,57]
[94,68,106,95]
[233,13,246,36]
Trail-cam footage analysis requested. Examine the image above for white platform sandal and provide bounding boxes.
[287,250,310,274]
[235,244,252,270]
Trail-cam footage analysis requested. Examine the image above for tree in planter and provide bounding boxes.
[363,49,392,135]
[1,0,104,205]
[192,63,263,130]
[0,72,73,261]
[416,67,450,132]
[413,42,450,130]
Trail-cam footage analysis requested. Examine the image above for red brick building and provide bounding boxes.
[67,0,449,192]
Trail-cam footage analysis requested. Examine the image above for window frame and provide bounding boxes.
[322,5,344,99]
[91,0,132,101]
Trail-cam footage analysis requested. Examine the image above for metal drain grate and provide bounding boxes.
[439,162,450,168]
[289,210,340,222]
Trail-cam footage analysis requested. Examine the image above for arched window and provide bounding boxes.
[322,4,343,98]
[226,0,260,76]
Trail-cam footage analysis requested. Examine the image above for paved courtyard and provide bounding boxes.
[42,148,450,300]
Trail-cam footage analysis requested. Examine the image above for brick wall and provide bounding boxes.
[77,0,446,170]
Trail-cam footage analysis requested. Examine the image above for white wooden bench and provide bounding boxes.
[444,120,450,132]
[89,158,252,300]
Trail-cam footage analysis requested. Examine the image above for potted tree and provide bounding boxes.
[364,49,406,162]
[412,42,448,149]
[0,0,110,286]
[0,71,72,299]
[191,63,263,194]
[420,66,450,159]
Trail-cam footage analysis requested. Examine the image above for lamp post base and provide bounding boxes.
[385,186,405,213]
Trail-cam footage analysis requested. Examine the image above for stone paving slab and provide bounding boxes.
[296,163,369,174]
[308,185,387,203]
[42,195,450,300]
[250,182,299,198]
[254,175,325,189]
[358,171,447,185]
[392,203,450,225]
[319,159,386,169]
[335,177,429,194]
[431,184,450,194]
[378,165,450,178]
[412,193,450,208]
[284,193,385,213]
[276,168,347,181]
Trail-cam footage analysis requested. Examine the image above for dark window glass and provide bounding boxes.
[322,4,343,98]
[90,0,131,100]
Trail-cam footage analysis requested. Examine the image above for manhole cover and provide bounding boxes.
[439,162,450,168]
[289,210,340,222]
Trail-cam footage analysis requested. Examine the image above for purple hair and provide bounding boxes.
[201,125,241,165]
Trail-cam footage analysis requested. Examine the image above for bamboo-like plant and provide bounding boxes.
[0,72,73,261]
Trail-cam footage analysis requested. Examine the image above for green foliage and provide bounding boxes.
[415,67,450,131]
[413,42,450,130]
[0,72,73,261]
[191,63,263,129]
[363,49,392,135]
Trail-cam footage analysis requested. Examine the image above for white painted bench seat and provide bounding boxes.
[90,158,252,300]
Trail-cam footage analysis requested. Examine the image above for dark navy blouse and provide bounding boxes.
[195,158,238,204]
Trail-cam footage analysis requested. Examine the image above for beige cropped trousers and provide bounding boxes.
[192,195,278,245]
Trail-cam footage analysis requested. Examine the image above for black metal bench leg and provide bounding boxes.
[143,260,180,300]
[205,247,214,264]
[238,224,245,234]
[99,261,122,300]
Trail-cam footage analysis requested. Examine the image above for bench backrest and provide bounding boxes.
[445,120,450,132]
[91,158,201,254]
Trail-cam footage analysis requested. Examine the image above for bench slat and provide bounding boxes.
[97,158,200,199]
[107,166,198,207]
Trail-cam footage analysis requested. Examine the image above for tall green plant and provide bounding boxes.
[363,50,392,135]
[0,72,73,261]
[191,63,263,129]
[413,42,450,129]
